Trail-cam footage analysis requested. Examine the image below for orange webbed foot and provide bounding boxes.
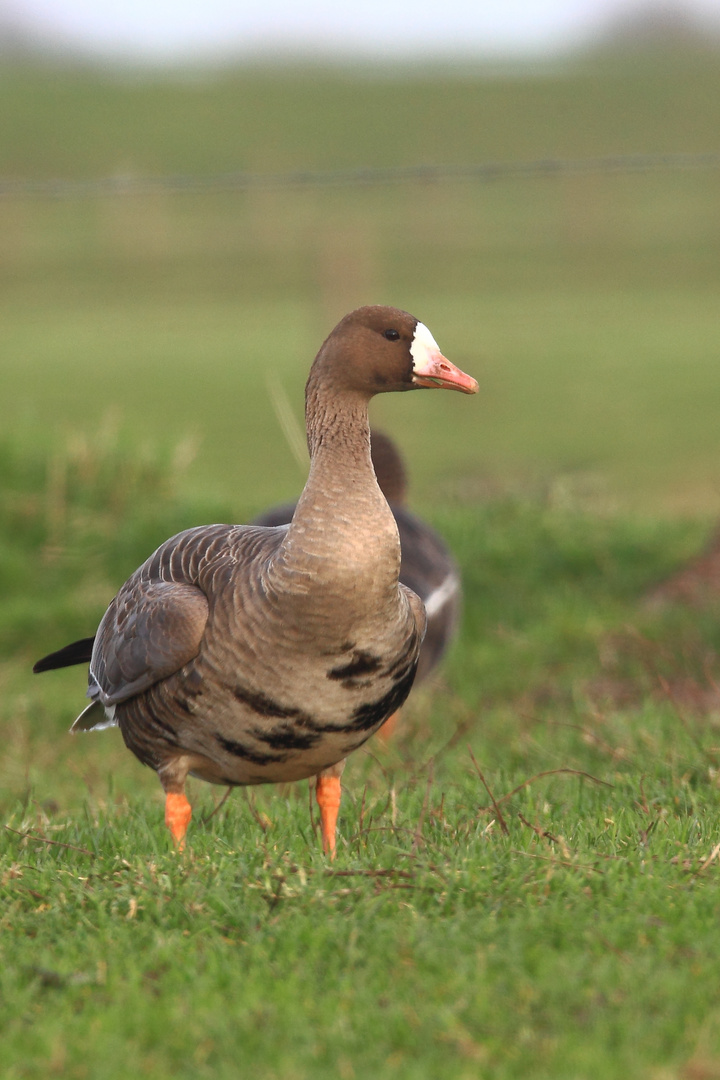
[315,774,342,859]
[165,791,192,850]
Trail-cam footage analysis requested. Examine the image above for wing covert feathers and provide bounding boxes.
[90,580,209,706]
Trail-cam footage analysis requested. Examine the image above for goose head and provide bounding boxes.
[309,306,478,400]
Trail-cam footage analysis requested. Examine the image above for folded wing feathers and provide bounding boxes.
[89,578,209,708]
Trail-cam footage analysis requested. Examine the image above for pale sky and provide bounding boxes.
[3,0,720,60]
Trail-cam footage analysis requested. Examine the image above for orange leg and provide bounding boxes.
[377,709,401,743]
[315,774,342,858]
[165,791,192,850]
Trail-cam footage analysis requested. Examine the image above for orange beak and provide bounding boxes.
[412,351,479,395]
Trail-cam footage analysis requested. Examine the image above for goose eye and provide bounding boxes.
[383,329,400,341]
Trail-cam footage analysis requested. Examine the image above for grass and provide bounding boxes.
[4,48,720,1078]
[4,431,720,1078]
[5,779,720,1080]
[4,48,720,178]
[2,50,720,512]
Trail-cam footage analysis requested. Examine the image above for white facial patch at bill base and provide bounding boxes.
[410,322,442,372]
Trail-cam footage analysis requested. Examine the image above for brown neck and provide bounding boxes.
[272,372,400,606]
[304,373,373,481]
[299,378,387,541]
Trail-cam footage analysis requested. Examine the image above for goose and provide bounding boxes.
[33,306,477,855]
[252,430,462,738]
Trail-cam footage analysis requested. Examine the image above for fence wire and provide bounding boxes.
[1,151,720,200]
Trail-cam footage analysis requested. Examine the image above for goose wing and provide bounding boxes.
[88,579,209,707]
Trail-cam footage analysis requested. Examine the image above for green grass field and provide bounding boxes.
[3,48,720,1079]
[3,48,720,512]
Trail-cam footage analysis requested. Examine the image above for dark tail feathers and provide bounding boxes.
[33,636,95,673]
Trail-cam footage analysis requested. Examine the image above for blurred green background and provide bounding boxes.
[7,26,720,1080]
[2,44,720,517]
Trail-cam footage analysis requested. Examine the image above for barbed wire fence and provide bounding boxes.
[2,151,720,200]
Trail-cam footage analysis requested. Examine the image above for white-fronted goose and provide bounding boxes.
[253,430,461,738]
[34,306,477,854]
